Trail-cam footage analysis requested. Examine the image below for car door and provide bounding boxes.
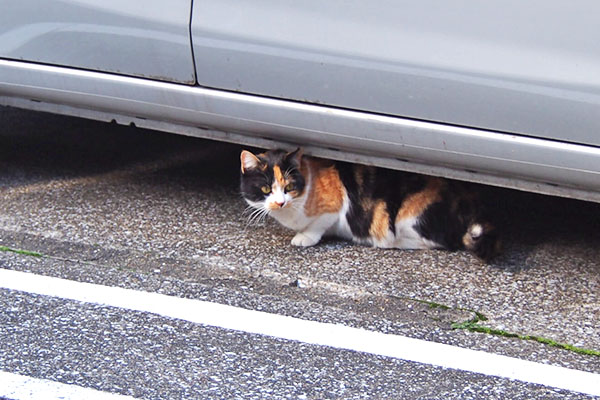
[0,0,195,84]
[191,0,600,146]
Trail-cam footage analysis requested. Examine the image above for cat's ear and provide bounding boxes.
[240,150,262,174]
[285,148,303,166]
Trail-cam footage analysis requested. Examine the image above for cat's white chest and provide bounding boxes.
[271,199,313,231]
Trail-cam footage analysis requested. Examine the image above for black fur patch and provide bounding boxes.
[415,198,465,250]
[336,162,428,238]
[240,167,272,202]
[415,182,488,251]
[336,162,370,237]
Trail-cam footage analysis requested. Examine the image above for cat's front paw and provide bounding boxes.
[291,232,320,247]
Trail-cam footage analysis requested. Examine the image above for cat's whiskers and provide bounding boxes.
[242,204,254,215]
[242,205,260,219]
[245,205,271,226]
[246,207,265,224]
[283,167,296,180]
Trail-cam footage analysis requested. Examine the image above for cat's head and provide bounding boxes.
[240,148,306,212]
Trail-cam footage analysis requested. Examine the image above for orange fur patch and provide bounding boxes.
[304,159,344,216]
[273,165,285,186]
[369,201,389,240]
[397,178,443,221]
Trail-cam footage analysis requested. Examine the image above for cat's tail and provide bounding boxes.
[462,222,501,262]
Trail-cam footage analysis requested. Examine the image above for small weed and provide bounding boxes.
[0,245,44,258]
[413,298,451,310]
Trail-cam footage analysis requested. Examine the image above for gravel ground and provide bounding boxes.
[1,106,599,398]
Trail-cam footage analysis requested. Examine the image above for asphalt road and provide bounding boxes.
[1,106,599,399]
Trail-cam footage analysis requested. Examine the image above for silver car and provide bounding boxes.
[1,0,599,202]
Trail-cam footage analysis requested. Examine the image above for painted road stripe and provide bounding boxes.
[0,371,136,400]
[1,268,599,397]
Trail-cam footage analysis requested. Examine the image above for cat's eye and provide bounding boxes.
[261,185,271,194]
[284,183,295,192]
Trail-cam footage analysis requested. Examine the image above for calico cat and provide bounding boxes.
[240,148,500,261]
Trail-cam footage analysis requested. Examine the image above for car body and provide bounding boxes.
[1,0,599,202]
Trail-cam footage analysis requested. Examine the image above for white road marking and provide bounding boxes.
[0,371,136,400]
[1,268,599,397]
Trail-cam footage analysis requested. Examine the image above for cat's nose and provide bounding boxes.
[275,200,285,208]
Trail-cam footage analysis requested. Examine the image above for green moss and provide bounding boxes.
[413,298,451,310]
[399,295,600,357]
[452,316,600,357]
[0,245,44,258]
